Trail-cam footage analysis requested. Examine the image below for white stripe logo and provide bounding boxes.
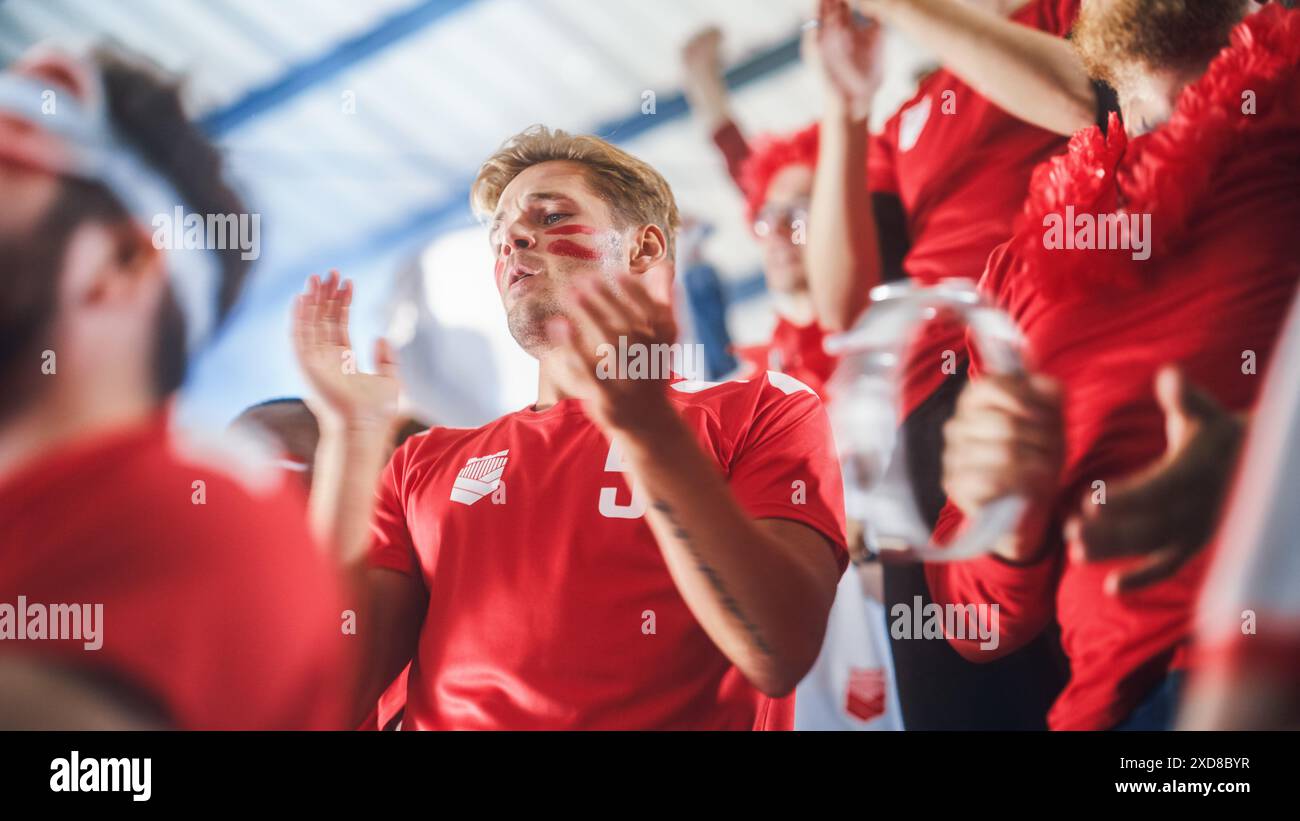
[450,449,509,505]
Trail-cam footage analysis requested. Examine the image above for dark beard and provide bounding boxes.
[0,182,189,424]
[0,213,70,423]
[1072,0,1248,87]
[151,287,188,397]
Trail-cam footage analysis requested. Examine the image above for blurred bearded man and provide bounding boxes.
[929,0,1300,730]
[0,48,349,728]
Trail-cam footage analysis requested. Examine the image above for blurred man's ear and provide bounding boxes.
[116,222,166,283]
[63,221,165,312]
[13,47,100,107]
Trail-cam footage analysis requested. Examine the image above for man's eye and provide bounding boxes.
[542,213,570,226]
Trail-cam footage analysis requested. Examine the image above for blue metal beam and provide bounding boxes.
[594,34,802,144]
[200,0,478,136]
[276,30,805,284]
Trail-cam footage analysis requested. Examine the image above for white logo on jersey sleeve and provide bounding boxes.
[668,379,723,394]
[898,94,932,152]
[450,449,509,506]
[765,370,817,396]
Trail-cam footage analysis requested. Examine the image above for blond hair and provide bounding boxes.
[471,125,680,258]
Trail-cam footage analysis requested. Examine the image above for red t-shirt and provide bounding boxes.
[867,0,1079,417]
[926,4,1300,730]
[0,415,351,729]
[732,317,837,401]
[368,372,848,730]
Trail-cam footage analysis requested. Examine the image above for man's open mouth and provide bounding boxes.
[507,263,539,288]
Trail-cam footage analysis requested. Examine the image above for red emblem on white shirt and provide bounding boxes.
[844,667,886,722]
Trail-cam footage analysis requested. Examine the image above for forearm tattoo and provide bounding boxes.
[651,500,774,657]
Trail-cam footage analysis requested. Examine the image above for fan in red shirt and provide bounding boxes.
[807,0,1083,418]
[296,128,847,730]
[0,416,350,729]
[727,125,839,399]
[797,0,1088,729]
[681,0,1086,414]
[930,1,1300,730]
[680,33,840,399]
[0,48,349,728]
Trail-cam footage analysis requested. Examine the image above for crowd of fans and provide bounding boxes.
[0,0,1296,731]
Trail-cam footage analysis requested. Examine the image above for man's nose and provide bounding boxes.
[501,223,537,256]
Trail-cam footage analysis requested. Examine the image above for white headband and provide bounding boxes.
[0,71,223,354]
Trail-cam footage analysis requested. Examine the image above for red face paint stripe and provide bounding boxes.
[543,224,597,236]
[547,239,600,261]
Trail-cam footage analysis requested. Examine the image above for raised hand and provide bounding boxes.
[1068,367,1246,593]
[545,272,679,437]
[291,270,400,429]
[681,26,724,79]
[680,26,732,131]
[816,0,885,119]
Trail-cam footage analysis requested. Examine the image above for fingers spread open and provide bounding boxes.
[568,282,622,359]
[614,272,656,329]
[292,294,313,351]
[334,279,354,350]
[373,337,398,379]
[546,317,595,392]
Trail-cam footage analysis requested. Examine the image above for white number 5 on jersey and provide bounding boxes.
[598,438,647,519]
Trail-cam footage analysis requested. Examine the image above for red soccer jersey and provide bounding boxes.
[867,0,1079,418]
[368,372,848,730]
[0,414,351,729]
[926,5,1300,730]
[732,317,837,401]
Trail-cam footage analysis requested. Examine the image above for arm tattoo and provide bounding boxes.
[651,500,774,656]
